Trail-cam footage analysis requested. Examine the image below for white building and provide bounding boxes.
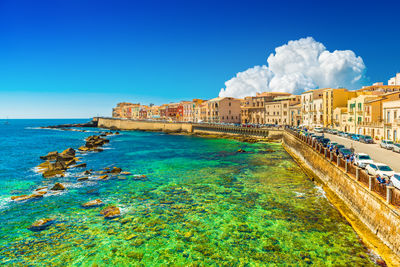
[388,73,400,86]
[300,89,324,128]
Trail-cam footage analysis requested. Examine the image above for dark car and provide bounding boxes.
[360,135,374,144]
[319,138,330,147]
[339,148,353,158]
[334,144,345,150]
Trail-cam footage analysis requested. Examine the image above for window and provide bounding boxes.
[229,102,231,107]
[229,110,231,114]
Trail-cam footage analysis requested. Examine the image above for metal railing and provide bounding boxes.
[286,129,400,208]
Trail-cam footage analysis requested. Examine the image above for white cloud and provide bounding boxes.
[219,37,366,98]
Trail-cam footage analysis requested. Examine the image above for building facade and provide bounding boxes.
[207,97,241,123]
[240,92,291,124]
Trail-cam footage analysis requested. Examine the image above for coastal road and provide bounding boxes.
[319,133,400,172]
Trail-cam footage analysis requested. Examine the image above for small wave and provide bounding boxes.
[0,197,12,211]
[294,191,305,197]
[314,185,327,198]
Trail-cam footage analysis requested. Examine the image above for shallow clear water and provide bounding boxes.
[0,120,377,266]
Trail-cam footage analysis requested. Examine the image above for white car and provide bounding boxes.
[365,163,395,178]
[393,143,400,153]
[354,153,373,169]
[390,173,400,190]
[314,127,323,133]
[380,140,394,150]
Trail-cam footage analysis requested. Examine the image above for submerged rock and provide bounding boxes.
[77,177,89,181]
[11,194,31,201]
[133,175,147,180]
[82,199,104,208]
[99,175,108,180]
[100,206,121,218]
[51,183,65,191]
[78,146,90,152]
[120,171,131,175]
[72,163,87,168]
[110,167,122,174]
[29,218,54,231]
[42,169,65,178]
[237,149,246,153]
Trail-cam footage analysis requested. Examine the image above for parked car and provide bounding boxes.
[354,153,373,169]
[390,173,400,190]
[380,140,394,150]
[359,135,374,144]
[314,127,323,133]
[392,143,400,153]
[319,138,330,147]
[327,141,338,147]
[334,144,345,151]
[338,148,353,158]
[351,134,360,141]
[365,163,395,178]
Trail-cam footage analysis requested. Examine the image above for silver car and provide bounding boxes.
[380,140,394,150]
[393,143,400,153]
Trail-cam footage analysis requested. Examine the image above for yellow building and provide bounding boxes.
[322,88,357,128]
[333,107,348,131]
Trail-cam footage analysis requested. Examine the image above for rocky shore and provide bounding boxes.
[41,120,98,129]
[9,128,146,231]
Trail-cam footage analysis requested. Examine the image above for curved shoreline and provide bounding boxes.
[282,143,400,267]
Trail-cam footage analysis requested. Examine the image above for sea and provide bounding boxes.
[0,119,379,266]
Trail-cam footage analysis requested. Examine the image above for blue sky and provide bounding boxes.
[1,0,399,118]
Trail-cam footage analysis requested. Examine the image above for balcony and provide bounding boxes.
[360,121,384,127]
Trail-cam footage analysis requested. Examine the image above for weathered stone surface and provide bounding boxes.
[133,175,147,180]
[40,151,58,161]
[29,218,54,231]
[110,167,122,174]
[71,163,87,168]
[61,148,75,156]
[43,169,65,178]
[36,160,49,170]
[35,186,48,191]
[11,194,30,201]
[283,131,400,261]
[79,146,90,152]
[82,199,104,208]
[51,183,65,191]
[100,206,120,218]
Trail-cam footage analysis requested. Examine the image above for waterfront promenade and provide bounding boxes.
[321,133,400,172]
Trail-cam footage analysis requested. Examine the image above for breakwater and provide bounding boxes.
[97,117,283,139]
[97,117,400,264]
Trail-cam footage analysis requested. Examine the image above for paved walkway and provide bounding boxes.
[320,133,400,172]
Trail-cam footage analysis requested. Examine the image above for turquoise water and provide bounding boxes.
[0,120,377,266]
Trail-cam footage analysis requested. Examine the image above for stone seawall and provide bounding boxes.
[98,118,193,133]
[282,131,400,264]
